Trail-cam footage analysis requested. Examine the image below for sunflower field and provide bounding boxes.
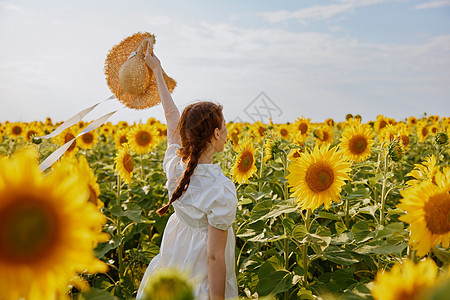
[1,114,450,300]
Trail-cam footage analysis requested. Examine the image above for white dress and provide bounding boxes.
[136,143,239,300]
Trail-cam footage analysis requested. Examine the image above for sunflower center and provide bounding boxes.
[395,281,429,300]
[321,131,329,142]
[305,163,334,193]
[0,199,59,263]
[258,126,266,136]
[136,131,152,146]
[349,135,368,154]
[298,123,308,135]
[12,126,22,135]
[421,127,428,137]
[293,151,301,158]
[400,134,410,147]
[64,132,76,152]
[82,133,94,144]
[123,153,134,173]
[238,151,253,172]
[280,129,288,137]
[119,136,128,145]
[423,193,450,235]
[27,130,37,140]
[379,120,387,129]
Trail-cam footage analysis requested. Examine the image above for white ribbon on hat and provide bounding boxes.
[34,95,116,140]
[37,95,124,171]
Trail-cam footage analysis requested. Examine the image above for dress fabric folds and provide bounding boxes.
[137,143,239,300]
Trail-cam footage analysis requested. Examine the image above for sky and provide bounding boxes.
[0,0,449,124]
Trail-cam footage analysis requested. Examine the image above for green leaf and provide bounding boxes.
[375,222,405,240]
[353,242,407,255]
[80,288,118,300]
[292,224,308,241]
[323,249,359,265]
[257,261,294,296]
[238,198,253,205]
[317,211,341,221]
[259,200,297,221]
[431,246,450,264]
[94,234,121,259]
[122,202,142,223]
[250,200,272,220]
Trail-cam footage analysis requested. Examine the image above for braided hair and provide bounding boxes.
[157,101,224,216]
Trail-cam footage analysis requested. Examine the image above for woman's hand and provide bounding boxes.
[144,42,162,72]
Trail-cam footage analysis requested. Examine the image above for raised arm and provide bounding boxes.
[144,43,181,145]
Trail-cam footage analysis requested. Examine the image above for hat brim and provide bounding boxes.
[104,32,176,110]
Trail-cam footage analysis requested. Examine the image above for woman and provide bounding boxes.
[136,44,239,300]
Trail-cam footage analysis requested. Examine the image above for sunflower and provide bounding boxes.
[287,148,303,161]
[55,128,79,156]
[155,123,167,139]
[24,123,44,143]
[378,124,397,144]
[76,156,103,209]
[45,117,53,126]
[127,124,159,154]
[77,129,98,150]
[114,145,135,184]
[231,139,257,184]
[295,117,311,138]
[325,118,335,127]
[407,116,417,126]
[100,123,114,141]
[0,148,107,299]
[287,144,351,210]
[406,155,439,186]
[398,168,450,256]
[228,125,241,151]
[115,128,130,149]
[142,268,195,300]
[263,137,280,162]
[396,125,411,149]
[374,115,389,133]
[294,132,307,146]
[117,121,129,129]
[253,121,268,139]
[417,121,429,143]
[429,124,439,135]
[313,125,334,145]
[8,122,25,139]
[277,124,292,140]
[339,123,375,163]
[371,259,439,300]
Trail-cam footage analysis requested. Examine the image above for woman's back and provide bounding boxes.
[137,143,238,299]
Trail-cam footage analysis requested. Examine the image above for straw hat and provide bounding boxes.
[105,32,177,110]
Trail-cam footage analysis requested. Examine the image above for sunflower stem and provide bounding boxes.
[380,149,389,226]
[345,198,350,228]
[116,175,124,281]
[282,151,289,201]
[302,209,311,288]
[258,141,264,192]
[140,154,144,180]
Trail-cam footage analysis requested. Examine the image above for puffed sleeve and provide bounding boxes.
[163,143,182,179]
[203,181,239,231]
[162,143,185,195]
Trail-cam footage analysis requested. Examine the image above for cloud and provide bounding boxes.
[0,7,449,123]
[259,0,397,24]
[413,0,450,9]
[0,1,21,11]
